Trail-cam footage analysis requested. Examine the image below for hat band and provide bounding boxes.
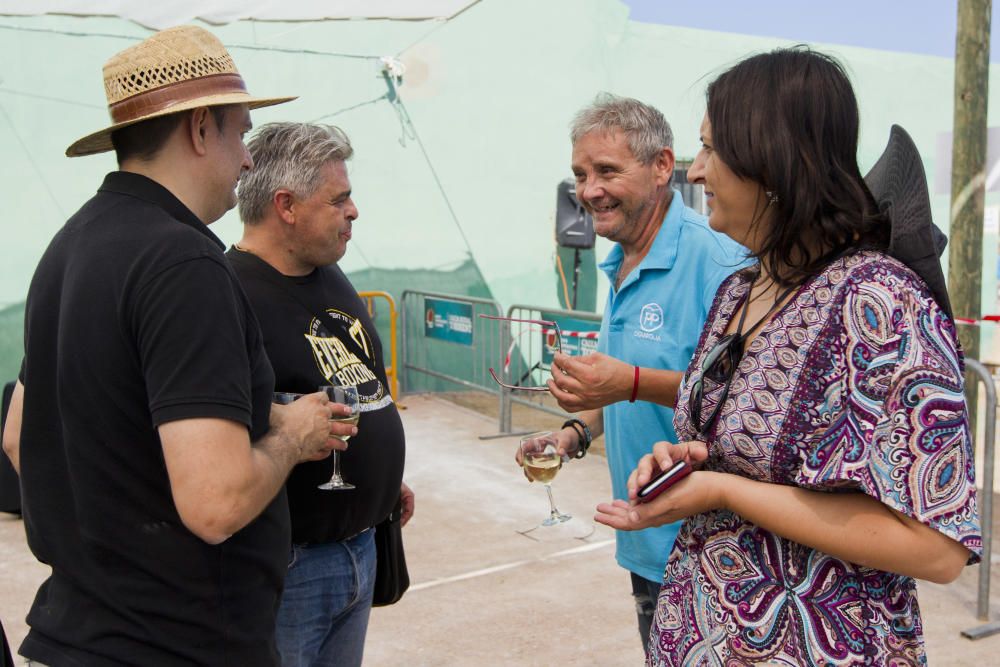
[108,73,248,125]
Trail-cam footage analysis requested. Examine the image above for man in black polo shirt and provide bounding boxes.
[228,122,412,667]
[2,27,351,667]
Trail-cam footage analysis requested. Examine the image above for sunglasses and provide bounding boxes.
[479,314,563,392]
[687,279,800,436]
[687,332,744,435]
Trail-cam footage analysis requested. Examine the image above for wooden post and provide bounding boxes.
[950,0,991,433]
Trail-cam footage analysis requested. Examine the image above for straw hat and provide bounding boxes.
[66,25,295,157]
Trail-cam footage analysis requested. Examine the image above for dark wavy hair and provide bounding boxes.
[706,46,889,286]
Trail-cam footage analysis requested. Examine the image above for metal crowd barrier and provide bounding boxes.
[399,290,506,433]
[962,357,1000,639]
[358,291,399,401]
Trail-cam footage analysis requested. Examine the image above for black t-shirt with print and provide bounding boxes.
[18,172,285,667]
[228,249,405,544]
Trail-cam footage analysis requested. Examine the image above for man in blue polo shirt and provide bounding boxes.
[542,93,746,655]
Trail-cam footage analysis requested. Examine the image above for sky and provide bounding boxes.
[622,0,1000,62]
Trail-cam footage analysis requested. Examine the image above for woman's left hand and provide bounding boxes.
[594,471,727,531]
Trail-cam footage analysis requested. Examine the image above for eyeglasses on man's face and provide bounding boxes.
[688,332,744,435]
[479,314,563,392]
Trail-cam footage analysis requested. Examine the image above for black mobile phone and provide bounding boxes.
[636,460,691,503]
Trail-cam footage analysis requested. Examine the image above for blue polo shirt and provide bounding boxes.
[598,189,747,584]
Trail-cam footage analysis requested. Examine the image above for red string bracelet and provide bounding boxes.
[629,365,640,403]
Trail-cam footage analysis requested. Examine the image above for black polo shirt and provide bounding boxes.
[227,250,405,544]
[18,172,285,667]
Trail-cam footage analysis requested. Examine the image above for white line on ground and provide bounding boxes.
[544,539,616,559]
[408,539,615,593]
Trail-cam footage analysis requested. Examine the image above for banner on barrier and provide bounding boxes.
[424,297,474,346]
[540,312,600,363]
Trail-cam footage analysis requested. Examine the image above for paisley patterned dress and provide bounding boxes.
[649,251,981,666]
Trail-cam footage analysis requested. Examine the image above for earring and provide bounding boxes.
[765,190,779,205]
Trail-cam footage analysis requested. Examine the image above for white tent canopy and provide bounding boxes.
[0,1,479,29]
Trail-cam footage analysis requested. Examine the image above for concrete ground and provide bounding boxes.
[2,393,999,665]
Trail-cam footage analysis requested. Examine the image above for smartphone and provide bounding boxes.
[637,460,691,503]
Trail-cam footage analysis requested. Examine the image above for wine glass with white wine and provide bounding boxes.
[318,385,360,491]
[519,431,571,526]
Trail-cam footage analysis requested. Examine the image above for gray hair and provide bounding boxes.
[238,122,354,225]
[569,93,673,164]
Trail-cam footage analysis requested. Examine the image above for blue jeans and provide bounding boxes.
[276,529,376,667]
[630,572,662,657]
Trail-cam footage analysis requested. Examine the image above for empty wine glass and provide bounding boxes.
[519,431,571,526]
[318,385,359,491]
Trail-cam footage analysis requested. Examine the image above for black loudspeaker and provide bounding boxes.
[555,179,595,249]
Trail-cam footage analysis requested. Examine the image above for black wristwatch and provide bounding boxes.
[562,418,592,459]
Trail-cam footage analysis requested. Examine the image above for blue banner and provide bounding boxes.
[424,297,474,346]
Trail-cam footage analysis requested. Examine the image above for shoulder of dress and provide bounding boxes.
[820,251,955,339]
[834,250,934,298]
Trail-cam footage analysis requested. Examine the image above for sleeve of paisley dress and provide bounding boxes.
[796,264,982,563]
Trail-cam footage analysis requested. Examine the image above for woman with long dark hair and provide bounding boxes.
[595,47,980,665]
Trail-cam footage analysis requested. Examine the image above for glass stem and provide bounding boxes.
[332,450,343,479]
[545,484,561,519]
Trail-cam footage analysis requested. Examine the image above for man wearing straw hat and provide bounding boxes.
[2,26,350,667]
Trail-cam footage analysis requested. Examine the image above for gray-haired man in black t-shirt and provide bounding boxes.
[3,27,352,667]
[228,122,413,667]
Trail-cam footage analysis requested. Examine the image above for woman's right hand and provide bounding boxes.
[627,440,709,502]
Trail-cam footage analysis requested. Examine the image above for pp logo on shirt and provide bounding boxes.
[639,303,664,332]
[634,303,664,342]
